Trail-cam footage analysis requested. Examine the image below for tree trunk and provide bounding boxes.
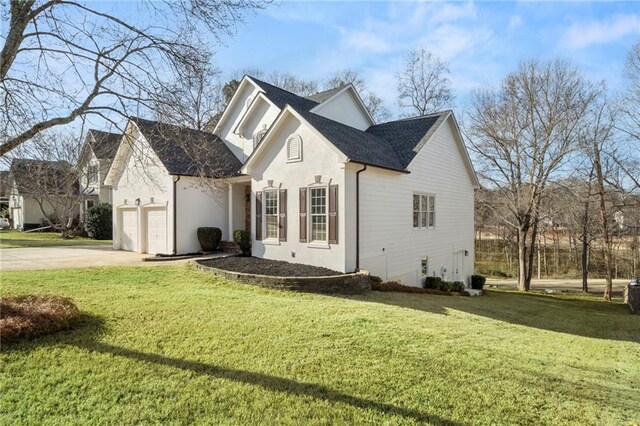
[593,141,614,301]
[517,227,528,291]
[581,199,590,292]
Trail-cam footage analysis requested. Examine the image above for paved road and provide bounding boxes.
[487,277,632,294]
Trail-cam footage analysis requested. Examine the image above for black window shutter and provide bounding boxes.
[255,191,262,241]
[328,185,338,244]
[299,187,307,243]
[279,189,287,242]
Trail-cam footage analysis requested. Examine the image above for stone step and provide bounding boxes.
[219,241,241,253]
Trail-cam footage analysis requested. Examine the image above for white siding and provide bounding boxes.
[175,176,228,254]
[311,90,371,130]
[357,117,476,286]
[250,116,349,272]
[218,84,281,163]
[110,126,174,253]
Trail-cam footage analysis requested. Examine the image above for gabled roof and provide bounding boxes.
[296,109,406,172]
[366,113,444,169]
[306,86,343,103]
[131,117,242,178]
[248,76,319,112]
[88,129,121,161]
[9,158,79,196]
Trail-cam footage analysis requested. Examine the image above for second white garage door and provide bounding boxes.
[145,208,167,255]
[121,209,138,252]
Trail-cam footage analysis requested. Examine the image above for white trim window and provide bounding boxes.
[286,135,302,162]
[413,193,435,229]
[310,187,327,242]
[264,190,278,239]
[254,129,267,148]
[421,256,429,277]
[88,164,98,183]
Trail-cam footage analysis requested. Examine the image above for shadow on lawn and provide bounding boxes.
[363,290,640,343]
[3,312,460,425]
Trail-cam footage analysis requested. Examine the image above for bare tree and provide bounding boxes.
[0,0,268,156]
[324,69,391,122]
[153,62,224,131]
[468,59,597,291]
[397,48,453,116]
[8,132,88,238]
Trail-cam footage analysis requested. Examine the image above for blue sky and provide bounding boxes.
[213,1,640,115]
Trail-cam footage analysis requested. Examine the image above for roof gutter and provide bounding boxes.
[355,164,367,271]
[348,160,410,174]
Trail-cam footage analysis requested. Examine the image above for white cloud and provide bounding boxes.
[562,14,640,49]
[339,27,393,53]
[508,15,523,30]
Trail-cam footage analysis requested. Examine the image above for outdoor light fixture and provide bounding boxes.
[135,198,140,206]
[465,250,469,256]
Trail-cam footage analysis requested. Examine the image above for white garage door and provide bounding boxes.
[121,209,138,252]
[145,208,167,255]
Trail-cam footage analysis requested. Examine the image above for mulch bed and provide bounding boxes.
[200,256,343,277]
[0,295,80,344]
[372,281,467,296]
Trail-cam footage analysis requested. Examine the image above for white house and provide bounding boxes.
[8,159,80,230]
[107,76,479,286]
[77,129,121,219]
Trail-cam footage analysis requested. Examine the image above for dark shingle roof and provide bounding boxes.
[132,117,242,178]
[366,114,443,168]
[88,129,121,160]
[9,159,78,195]
[249,76,319,112]
[296,110,406,172]
[306,86,343,103]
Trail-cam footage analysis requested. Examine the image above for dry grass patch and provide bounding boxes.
[0,295,80,344]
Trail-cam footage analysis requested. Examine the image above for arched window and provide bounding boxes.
[286,134,302,162]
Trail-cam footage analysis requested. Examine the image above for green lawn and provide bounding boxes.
[0,230,111,249]
[1,266,638,425]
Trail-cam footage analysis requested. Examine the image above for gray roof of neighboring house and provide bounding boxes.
[306,86,343,103]
[249,76,319,112]
[9,158,78,195]
[131,117,243,178]
[88,129,122,160]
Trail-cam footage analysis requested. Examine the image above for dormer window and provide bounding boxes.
[88,165,98,183]
[286,135,302,162]
[254,129,267,148]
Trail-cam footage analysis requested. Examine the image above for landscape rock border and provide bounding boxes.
[193,259,371,294]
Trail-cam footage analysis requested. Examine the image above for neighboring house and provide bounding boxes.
[107,76,479,286]
[0,170,9,211]
[77,129,121,219]
[8,159,80,230]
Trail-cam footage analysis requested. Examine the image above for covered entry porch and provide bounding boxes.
[226,176,252,242]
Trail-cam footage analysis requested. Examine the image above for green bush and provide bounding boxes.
[197,227,222,251]
[424,276,442,289]
[451,281,466,292]
[85,203,112,240]
[233,229,251,256]
[471,274,486,290]
[1,208,9,219]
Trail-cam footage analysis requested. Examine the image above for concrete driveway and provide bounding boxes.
[0,245,150,271]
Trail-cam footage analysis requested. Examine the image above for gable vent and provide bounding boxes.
[287,135,302,162]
